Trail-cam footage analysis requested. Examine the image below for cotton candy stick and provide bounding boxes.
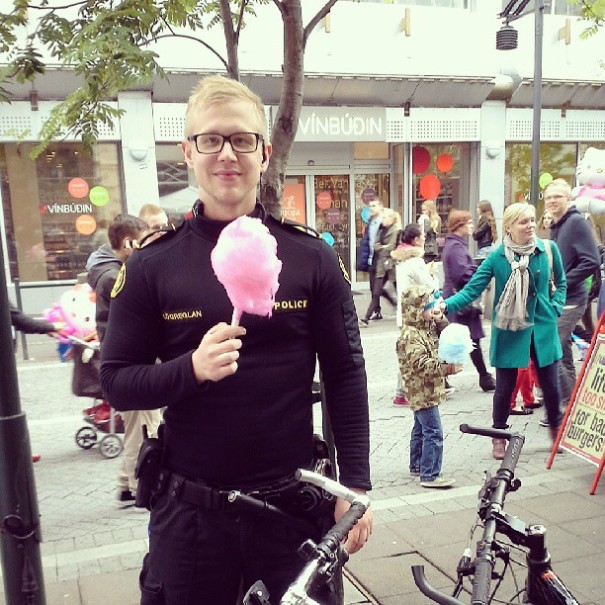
[211,216,283,325]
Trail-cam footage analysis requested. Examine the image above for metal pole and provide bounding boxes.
[0,245,46,603]
[530,0,544,207]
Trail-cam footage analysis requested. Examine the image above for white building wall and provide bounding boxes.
[117,92,159,215]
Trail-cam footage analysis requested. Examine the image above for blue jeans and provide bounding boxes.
[410,406,443,482]
[493,340,562,430]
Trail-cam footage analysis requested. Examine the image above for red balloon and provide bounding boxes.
[412,146,431,175]
[419,174,441,200]
[436,153,454,173]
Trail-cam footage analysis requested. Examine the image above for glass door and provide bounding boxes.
[313,174,351,277]
[354,173,390,284]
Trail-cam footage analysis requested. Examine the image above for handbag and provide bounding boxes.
[456,302,483,320]
[453,288,483,320]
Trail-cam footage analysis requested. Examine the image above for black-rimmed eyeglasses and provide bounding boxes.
[187,132,264,154]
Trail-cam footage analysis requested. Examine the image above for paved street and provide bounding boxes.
[1,292,603,604]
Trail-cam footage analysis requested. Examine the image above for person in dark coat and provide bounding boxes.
[473,200,498,259]
[10,303,62,349]
[360,208,400,325]
[545,178,600,405]
[441,209,495,392]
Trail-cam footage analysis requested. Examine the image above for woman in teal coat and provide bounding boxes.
[443,203,567,459]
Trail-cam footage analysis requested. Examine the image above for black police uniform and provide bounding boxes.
[100,202,371,604]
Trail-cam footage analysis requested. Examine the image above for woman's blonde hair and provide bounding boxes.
[184,74,267,138]
[422,200,442,232]
[477,200,498,243]
[502,203,536,234]
[382,208,402,231]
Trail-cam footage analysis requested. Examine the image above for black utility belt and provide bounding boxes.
[162,471,299,510]
[160,468,335,520]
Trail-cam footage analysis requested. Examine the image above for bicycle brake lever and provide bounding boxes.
[456,548,473,576]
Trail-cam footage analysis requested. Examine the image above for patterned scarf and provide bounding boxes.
[494,234,536,331]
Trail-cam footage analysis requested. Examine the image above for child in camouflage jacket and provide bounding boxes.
[396,285,459,489]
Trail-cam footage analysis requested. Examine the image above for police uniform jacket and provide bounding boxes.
[100,202,371,492]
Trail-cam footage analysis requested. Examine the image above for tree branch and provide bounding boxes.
[219,0,239,79]
[27,1,88,10]
[234,0,249,42]
[271,0,286,18]
[303,0,338,48]
[144,34,229,72]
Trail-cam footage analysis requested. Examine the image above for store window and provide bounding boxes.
[314,174,351,276]
[504,142,576,222]
[155,143,195,220]
[0,142,123,282]
[354,173,390,283]
[411,143,470,256]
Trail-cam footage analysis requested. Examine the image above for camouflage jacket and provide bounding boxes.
[396,286,447,412]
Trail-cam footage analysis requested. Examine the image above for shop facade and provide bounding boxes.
[2,98,605,306]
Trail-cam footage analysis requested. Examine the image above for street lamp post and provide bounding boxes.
[0,246,46,603]
[497,0,545,207]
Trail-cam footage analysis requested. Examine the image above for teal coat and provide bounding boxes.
[445,238,567,369]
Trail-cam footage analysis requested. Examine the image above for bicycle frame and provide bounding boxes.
[412,424,579,605]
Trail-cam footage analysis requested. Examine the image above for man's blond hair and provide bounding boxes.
[544,178,571,197]
[184,74,267,138]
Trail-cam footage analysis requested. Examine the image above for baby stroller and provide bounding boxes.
[70,336,124,459]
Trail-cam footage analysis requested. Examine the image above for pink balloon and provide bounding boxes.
[211,217,283,324]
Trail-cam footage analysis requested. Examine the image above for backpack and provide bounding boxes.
[543,239,556,295]
[587,256,603,300]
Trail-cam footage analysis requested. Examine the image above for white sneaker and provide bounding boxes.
[420,476,456,489]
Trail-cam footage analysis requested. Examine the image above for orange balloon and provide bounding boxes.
[75,214,97,235]
[419,175,441,201]
[436,154,454,173]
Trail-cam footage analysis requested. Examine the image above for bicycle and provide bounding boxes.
[412,424,580,605]
[243,469,370,605]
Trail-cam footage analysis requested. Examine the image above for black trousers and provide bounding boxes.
[139,489,342,604]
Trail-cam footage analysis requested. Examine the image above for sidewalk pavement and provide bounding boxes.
[2,291,604,604]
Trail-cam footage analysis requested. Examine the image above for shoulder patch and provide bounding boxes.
[138,222,180,248]
[338,254,351,285]
[275,216,321,238]
[111,264,126,298]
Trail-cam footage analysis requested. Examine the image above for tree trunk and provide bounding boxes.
[261,0,305,218]
[219,0,239,80]
[262,0,338,219]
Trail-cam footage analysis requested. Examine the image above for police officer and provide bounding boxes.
[100,74,372,604]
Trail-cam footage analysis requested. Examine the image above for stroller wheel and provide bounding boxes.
[99,434,123,459]
[75,427,97,450]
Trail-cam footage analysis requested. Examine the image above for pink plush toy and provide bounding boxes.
[211,216,283,325]
[43,283,97,343]
[572,147,605,214]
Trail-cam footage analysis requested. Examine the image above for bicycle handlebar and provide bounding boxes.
[280,471,370,605]
[413,425,526,605]
[412,566,464,605]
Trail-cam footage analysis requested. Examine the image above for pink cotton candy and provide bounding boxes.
[211,216,283,325]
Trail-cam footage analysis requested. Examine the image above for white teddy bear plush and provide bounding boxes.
[572,147,605,214]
